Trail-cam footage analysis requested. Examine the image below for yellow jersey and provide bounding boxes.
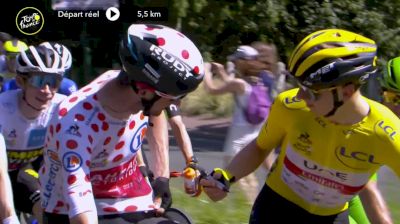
[256,88,400,215]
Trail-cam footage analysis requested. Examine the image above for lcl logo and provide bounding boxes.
[335,147,380,170]
[376,121,396,140]
[284,96,301,104]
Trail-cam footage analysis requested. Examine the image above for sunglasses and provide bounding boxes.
[298,83,338,101]
[298,84,323,101]
[383,91,400,106]
[154,90,186,100]
[25,73,62,89]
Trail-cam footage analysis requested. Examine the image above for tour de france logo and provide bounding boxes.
[16,7,44,35]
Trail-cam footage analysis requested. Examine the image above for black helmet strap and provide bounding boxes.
[324,88,344,117]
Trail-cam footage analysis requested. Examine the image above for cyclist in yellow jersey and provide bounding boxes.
[201,29,400,224]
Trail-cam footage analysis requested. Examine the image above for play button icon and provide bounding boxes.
[106,7,120,21]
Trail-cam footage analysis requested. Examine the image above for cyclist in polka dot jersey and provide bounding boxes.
[39,24,204,224]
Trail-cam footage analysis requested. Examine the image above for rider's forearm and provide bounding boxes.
[226,139,270,181]
[0,143,16,221]
[169,117,193,163]
[0,172,16,221]
[359,181,393,224]
[147,114,170,178]
[70,211,98,224]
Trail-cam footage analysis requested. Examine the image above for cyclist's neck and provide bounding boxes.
[97,77,143,120]
[326,90,370,125]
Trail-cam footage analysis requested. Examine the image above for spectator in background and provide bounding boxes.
[203,45,267,204]
[251,41,293,99]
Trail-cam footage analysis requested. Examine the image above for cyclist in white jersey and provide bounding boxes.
[39,24,204,224]
[0,44,66,224]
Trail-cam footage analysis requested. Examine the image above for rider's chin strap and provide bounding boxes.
[324,88,344,117]
[22,93,42,112]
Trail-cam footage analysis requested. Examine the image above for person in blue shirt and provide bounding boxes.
[1,42,78,96]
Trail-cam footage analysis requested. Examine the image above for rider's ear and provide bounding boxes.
[341,84,357,100]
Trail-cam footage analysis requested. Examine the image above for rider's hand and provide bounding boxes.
[151,177,172,214]
[199,168,234,202]
[183,159,203,197]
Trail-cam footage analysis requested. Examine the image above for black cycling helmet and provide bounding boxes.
[16,45,65,76]
[119,24,204,98]
[288,29,377,90]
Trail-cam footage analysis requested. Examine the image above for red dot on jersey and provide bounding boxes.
[91,124,99,132]
[129,121,136,129]
[115,141,125,150]
[83,87,92,92]
[112,154,123,162]
[49,125,54,136]
[85,174,90,182]
[56,201,64,207]
[69,96,78,103]
[88,135,93,144]
[102,122,109,131]
[83,102,93,110]
[117,128,125,137]
[56,123,61,133]
[103,207,118,212]
[104,137,112,145]
[66,140,78,149]
[97,113,106,121]
[75,114,85,121]
[59,108,68,117]
[124,205,138,212]
[67,175,77,185]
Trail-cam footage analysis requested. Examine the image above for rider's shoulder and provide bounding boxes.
[0,89,19,110]
[275,88,307,110]
[53,92,68,104]
[365,98,400,142]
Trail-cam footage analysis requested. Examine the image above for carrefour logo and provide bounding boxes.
[63,151,82,172]
[16,7,44,35]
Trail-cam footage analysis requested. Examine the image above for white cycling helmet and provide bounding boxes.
[40,41,72,70]
[16,45,65,75]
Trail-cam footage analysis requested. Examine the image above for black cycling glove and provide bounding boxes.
[151,177,172,209]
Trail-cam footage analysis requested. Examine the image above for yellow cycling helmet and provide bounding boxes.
[3,39,28,53]
[288,29,377,90]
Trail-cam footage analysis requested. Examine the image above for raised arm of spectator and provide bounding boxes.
[203,62,245,95]
[0,134,19,224]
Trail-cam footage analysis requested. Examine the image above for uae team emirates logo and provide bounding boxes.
[16,7,44,35]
